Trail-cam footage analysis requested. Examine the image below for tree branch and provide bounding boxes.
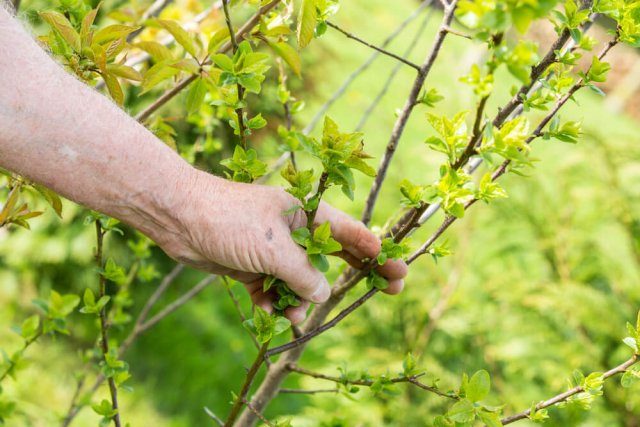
[224,341,271,426]
[94,222,122,427]
[303,0,433,135]
[355,4,434,131]
[326,21,421,71]
[361,0,459,226]
[286,364,456,400]
[501,355,639,425]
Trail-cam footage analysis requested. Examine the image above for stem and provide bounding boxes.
[61,267,211,427]
[223,277,262,352]
[361,0,458,226]
[326,21,421,71]
[286,364,456,399]
[501,355,639,425]
[221,0,248,148]
[224,341,270,427]
[303,0,433,135]
[94,222,122,427]
[306,172,328,229]
[0,331,42,383]
[355,5,434,132]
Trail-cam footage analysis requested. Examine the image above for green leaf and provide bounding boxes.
[273,316,291,336]
[33,184,63,217]
[157,20,198,58]
[447,399,476,423]
[93,24,140,45]
[106,64,143,82]
[102,72,124,105]
[20,315,40,341]
[478,410,503,427]
[268,41,302,76]
[297,0,318,49]
[291,227,311,246]
[366,271,389,291]
[466,370,491,402]
[39,11,81,52]
[134,41,174,62]
[309,253,330,272]
[185,77,207,114]
[621,368,640,388]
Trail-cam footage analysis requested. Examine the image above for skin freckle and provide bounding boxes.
[265,227,273,241]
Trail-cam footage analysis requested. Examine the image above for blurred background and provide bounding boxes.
[2,0,640,425]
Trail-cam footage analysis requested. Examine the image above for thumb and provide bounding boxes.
[272,240,330,304]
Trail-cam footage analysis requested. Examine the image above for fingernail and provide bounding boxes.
[310,279,330,303]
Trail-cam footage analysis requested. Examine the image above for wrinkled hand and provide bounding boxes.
[161,169,408,324]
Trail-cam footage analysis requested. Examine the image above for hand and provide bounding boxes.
[158,168,408,324]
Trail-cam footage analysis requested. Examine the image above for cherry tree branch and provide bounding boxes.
[304,0,434,135]
[325,21,421,71]
[224,341,271,426]
[501,355,639,425]
[94,223,122,427]
[355,4,435,131]
[361,0,459,226]
[286,364,456,399]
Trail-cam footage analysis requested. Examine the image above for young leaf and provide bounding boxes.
[39,11,81,52]
[297,0,318,49]
[268,41,302,76]
[466,370,491,402]
[157,20,198,58]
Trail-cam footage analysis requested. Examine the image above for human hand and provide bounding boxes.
[157,168,408,324]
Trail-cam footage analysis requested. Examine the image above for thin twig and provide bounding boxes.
[94,222,122,427]
[224,341,270,426]
[279,388,338,394]
[361,0,459,226]
[221,0,248,148]
[326,21,421,71]
[303,0,433,135]
[286,364,456,400]
[204,407,225,426]
[501,355,639,424]
[137,275,215,333]
[222,277,262,352]
[355,4,434,131]
[242,398,273,426]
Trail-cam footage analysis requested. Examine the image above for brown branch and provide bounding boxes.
[361,0,458,226]
[355,4,435,132]
[326,21,421,71]
[303,0,433,135]
[501,355,639,424]
[61,270,212,427]
[224,341,270,426]
[286,364,456,400]
[135,0,282,123]
[267,36,620,362]
[279,388,338,394]
[242,398,273,426]
[95,222,122,427]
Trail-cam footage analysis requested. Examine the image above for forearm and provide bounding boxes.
[0,8,201,244]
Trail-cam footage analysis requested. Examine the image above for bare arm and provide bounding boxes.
[0,7,407,322]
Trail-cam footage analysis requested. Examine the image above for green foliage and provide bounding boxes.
[292,222,342,272]
[243,307,291,343]
[221,145,268,183]
[377,238,410,265]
